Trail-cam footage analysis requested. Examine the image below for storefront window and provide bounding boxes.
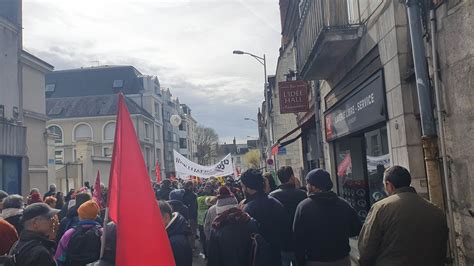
[365,127,390,205]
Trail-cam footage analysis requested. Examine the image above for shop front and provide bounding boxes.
[324,70,390,222]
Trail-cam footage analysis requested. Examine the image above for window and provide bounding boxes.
[74,124,92,140]
[156,148,162,165]
[72,149,77,162]
[103,147,113,157]
[154,103,161,119]
[48,125,63,144]
[104,122,116,141]
[145,147,151,169]
[45,84,55,92]
[180,138,187,149]
[155,125,162,142]
[113,80,124,88]
[55,150,64,164]
[144,122,150,139]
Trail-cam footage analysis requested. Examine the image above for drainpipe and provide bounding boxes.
[313,81,325,169]
[430,9,458,265]
[406,0,444,210]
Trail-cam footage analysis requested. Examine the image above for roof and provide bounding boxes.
[46,94,153,119]
[45,65,144,98]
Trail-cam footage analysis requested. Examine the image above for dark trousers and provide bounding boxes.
[198,225,207,256]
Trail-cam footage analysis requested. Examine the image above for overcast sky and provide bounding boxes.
[23,0,282,143]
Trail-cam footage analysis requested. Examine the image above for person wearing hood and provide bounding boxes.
[56,192,102,241]
[206,189,259,266]
[27,189,43,205]
[203,186,228,241]
[156,180,173,200]
[168,189,190,221]
[1,194,25,234]
[240,169,290,265]
[159,200,193,266]
[293,169,361,266]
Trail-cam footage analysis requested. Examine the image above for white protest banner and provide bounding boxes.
[173,150,234,179]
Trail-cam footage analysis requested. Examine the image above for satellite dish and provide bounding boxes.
[170,115,182,127]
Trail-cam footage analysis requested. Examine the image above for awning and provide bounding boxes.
[271,114,315,154]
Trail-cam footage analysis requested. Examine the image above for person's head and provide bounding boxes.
[44,196,57,208]
[49,184,57,192]
[3,194,24,210]
[77,200,100,221]
[158,200,173,226]
[30,188,40,195]
[305,169,333,195]
[84,181,91,189]
[277,166,295,185]
[169,189,185,202]
[383,165,412,195]
[240,169,264,197]
[75,192,92,208]
[22,203,59,236]
[263,173,277,193]
[161,179,171,189]
[0,190,8,211]
[216,186,238,214]
[184,180,194,191]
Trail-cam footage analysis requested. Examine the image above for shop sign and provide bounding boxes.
[324,72,386,141]
[278,80,309,114]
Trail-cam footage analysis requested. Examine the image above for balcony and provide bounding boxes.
[296,0,362,80]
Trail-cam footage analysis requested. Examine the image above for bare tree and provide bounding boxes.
[196,125,219,165]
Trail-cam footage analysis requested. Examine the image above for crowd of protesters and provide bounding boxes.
[0,164,449,266]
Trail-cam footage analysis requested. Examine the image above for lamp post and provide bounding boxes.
[233,50,274,153]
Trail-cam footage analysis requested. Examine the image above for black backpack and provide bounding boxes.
[249,233,272,266]
[65,225,102,265]
[2,240,40,266]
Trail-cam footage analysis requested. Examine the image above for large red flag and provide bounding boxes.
[155,161,162,183]
[108,93,175,266]
[92,170,102,208]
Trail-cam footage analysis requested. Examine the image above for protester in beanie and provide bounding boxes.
[204,186,229,241]
[55,200,103,265]
[27,190,43,205]
[270,166,307,266]
[0,190,8,212]
[182,180,198,251]
[207,189,259,266]
[56,192,102,241]
[240,169,290,265]
[159,201,193,266]
[0,219,18,255]
[8,203,59,266]
[294,169,361,266]
[1,194,25,234]
[168,189,190,221]
[156,179,173,200]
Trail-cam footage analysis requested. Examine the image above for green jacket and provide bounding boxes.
[358,187,448,266]
[197,196,210,226]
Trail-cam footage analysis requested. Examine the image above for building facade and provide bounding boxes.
[274,0,473,264]
[46,95,155,191]
[161,88,181,177]
[179,104,198,162]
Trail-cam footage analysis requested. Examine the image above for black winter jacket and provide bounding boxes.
[9,230,56,266]
[56,206,103,241]
[270,183,307,251]
[293,191,361,265]
[168,200,190,221]
[182,190,198,220]
[243,192,290,264]
[167,213,193,266]
[4,214,23,234]
[207,210,259,266]
[156,186,173,200]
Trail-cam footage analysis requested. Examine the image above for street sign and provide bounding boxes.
[267,158,274,165]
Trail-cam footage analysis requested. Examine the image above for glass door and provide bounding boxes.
[365,126,390,205]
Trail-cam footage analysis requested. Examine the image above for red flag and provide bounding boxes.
[155,161,162,183]
[271,144,279,156]
[92,170,102,208]
[108,93,175,266]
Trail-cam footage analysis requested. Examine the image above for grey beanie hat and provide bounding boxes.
[216,196,238,214]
